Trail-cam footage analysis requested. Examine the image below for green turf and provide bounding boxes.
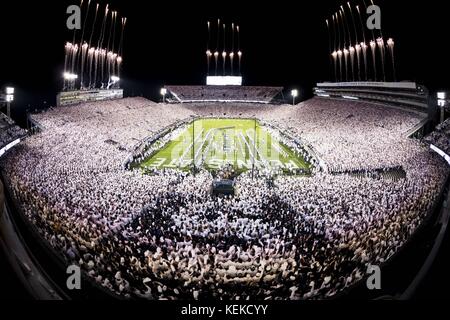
[139,119,311,174]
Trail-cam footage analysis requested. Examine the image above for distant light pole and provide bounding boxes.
[5,87,15,118]
[108,76,120,90]
[291,89,299,106]
[63,73,78,91]
[161,88,167,104]
[437,92,448,124]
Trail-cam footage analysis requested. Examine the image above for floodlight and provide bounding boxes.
[6,87,14,95]
[63,73,78,80]
[291,89,299,106]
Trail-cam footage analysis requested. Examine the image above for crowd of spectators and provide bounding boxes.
[425,118,450,155]
[0,97,448,299]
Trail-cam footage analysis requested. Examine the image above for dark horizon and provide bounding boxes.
[1,0,449,123]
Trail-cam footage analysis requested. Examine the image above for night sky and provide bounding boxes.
[1,0,449,124]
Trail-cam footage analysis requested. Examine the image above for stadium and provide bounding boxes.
[1,0,450,304]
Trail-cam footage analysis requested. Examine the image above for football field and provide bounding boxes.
[139,119,310,173]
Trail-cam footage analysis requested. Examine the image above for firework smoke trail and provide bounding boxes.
[79,0,91,47]
[64,43,71,75]
[377,37,386,82]
[231,23,235,75]
[117,56,123,79]
[387,38,396,81]
[110,11,119,87]
[370,0,383,39]
[338,11,348,80]
[71,44,78,74]
[214,51,219,76]
[111,12,118,80]
[112,12,117,53]
[111,53,117,83]
[70,44,79,90]
[363,0,376,42]
[332,51,338,82]
[222,24,226,75]
[347,2,360,80]
[341,5,353,80]
[361,42,368,80]
[88,4,100,46]
[356,5,368,80]
[347,2,359,44]
[98,5,110,86]
[87,4,99,87]
[335,13,341,53]
[370,40,377,81]
[100,49,106,88]
[94,4,107,87]
[222,50,227,76]
[215,19,220,76]
[98,5,109,49]
[237,25,242,75]
[356,5,366,44]
[344,48,349,82]
[72,0,83,44]
[349,46,355,82]
[331,15,338,82]
[118,17,127,57]
[106,11,116,83]
[103,10,113,86]
[79,0,92,88]
[355,43,362,81]
[80,43,89,88]
[339,10,347,49]
[70,0,84,75]
[118,17,127,80]
[341,5,352,48]
[88,47,95,88]
[206,21,211,75]
[335,13,342,82]
[93,49,99,88]
[106,11,115,57]
[107,51,112,86]
[64,43,73,90]
[371,0,386,80]
[363,0,377,80]
[71,44,78,77]
[331,15,337,53]
[207,21,211,52]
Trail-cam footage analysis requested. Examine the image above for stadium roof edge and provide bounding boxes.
[316,82,418,90]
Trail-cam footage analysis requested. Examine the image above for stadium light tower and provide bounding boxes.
[291,89,299,105]
[161,88,167,104]
[437,92,447,123]
[63,73,78,91]
[5,87,15,118]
